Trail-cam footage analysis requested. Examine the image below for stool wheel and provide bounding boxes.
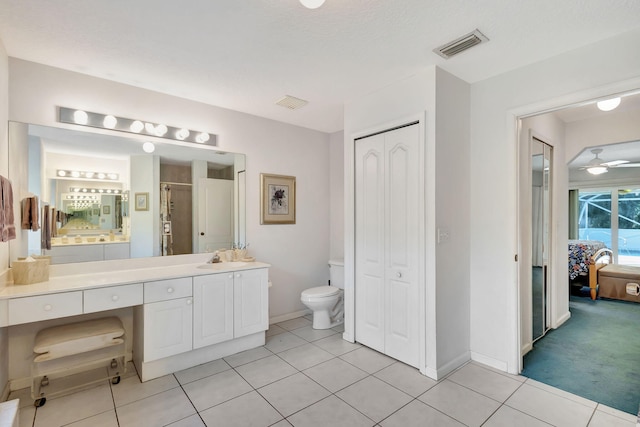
[111,376,121,385]
[34,397,46,407]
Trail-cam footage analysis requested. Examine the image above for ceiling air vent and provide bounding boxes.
[434,29,488,59]
[276,95,309,110]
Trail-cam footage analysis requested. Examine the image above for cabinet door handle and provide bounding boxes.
[228,274,233,279]
[186,299,192,305]
[236,273,241,278]
[112,295,120,301]
[167,287,174,293]
[43,304,52,311]
[397,272,402,278]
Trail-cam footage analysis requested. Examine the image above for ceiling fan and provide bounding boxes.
[580,148,640,175]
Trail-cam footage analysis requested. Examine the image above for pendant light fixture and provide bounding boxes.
[300,0,325,9]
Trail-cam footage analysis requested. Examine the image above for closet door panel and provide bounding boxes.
[355,134,385,352]
[384,125,420,367]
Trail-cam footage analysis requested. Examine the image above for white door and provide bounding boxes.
[198,178,234,252]
[355,124,420,367]
[193,273,234,348]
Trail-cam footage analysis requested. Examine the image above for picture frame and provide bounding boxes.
[134,192,149,211]
[260,173,296,224]
[102,205,111,215]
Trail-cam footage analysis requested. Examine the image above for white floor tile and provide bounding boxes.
[116,387,196,427]
[18,406,35,427]
[33,383,113,427]
[235,355,298,388]
[174,358,231,385]
[331,323,345,333]
[199,391,283,427]
[482,405,551,427]
[374,362,437,397]
[277,343,335,371]
[111,373,179,407]
[525,379,597,408]
[165,414,207,427]
[303,358,368,393]
[277,318,312,331]
[265,332,308,354]
[336,376,412,423]
[7,388,32,409]
[594,404,638,423]
[339,347,395,374]
[266,324,288,337]
[379,399,464,427]
[588,408,638,426]
[182,369,252,412]
[287,395,373,427]
[418,380,501,427]
[258,372,331,417]
[447,362,522,402]
[64,409,118,427]
[312,334,361,356]
[290,325,339,342]
[271,420,294,426]
[506,382,595,427]
[224,346,273,367]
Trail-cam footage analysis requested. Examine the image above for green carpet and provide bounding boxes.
[522,296,640,415]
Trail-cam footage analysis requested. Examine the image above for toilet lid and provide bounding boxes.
[301,286,341,298]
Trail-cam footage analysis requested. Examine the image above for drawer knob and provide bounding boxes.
[186,299,192,305]
[112,295,120,301]
[43,304,52,311]
[167,287,174,293]
[228,274,233,279]
[236,273,241,278]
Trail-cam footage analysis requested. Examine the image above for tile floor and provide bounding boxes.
[8,316,637,427]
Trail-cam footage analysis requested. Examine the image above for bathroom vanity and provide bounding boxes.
[0,254,270,383]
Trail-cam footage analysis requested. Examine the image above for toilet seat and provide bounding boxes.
[301,286,341,302]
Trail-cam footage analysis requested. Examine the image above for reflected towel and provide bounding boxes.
[0,175,16,242]
[41,205,51,250]
[21,196,40,231]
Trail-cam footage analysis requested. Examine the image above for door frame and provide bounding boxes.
[511,79,640,374]
[344,111,433,377]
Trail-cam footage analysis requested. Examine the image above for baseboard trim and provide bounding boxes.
[470,351,509,372]
[1,381,10,402]
[269,309,311,325]
[553,311,571,329]
[424,351,470,380]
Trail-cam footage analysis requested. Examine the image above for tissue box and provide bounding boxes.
[12,257,50,285]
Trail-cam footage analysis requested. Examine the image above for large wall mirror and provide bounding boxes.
[8,121,246,264]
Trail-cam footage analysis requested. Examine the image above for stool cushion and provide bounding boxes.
[33,316,125,362]
[599,264,640,280]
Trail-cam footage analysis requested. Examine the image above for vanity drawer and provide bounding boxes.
[84,283,143,313]
[144,277,192,303]
[8,292,83,325]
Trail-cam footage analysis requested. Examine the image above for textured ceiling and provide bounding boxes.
[1,1,640,133]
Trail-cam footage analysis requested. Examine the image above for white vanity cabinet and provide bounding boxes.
[233,268,269,337]
[193,273,234,349]
[139,278,193,362]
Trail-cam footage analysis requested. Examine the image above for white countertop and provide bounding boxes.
[0,253,270,300]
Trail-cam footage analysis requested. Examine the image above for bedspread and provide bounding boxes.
[568,240,606,280]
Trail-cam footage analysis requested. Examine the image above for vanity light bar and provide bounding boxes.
[59,107,217,146]
[68,187,121,194]
[57,170,119,181]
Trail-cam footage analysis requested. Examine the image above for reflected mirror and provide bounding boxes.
[8,122,246,264]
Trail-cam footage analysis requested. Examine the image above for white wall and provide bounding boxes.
[0,36,10,400]
[470,28,640,374]
[329,130,344,261]
[7,58,331,322]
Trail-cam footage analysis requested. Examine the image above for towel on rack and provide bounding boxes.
[21,196,40,231]
[41,205,51,250]
[0,175,16,242]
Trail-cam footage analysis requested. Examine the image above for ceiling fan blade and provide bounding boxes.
[602,160,629,167]
[613,162,640,168]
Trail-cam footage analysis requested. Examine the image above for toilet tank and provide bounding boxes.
[329,259,345,289]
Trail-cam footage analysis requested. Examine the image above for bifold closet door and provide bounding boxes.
[355,124,420,368]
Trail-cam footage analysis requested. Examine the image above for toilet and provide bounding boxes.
[300,259,344,329]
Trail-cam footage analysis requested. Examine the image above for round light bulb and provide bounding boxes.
[73,110,88,125]
[103,115,117,129]
[108,173,118,180]
[130,120,144,133]
[71,171,80,178]
[195,132,210,143]
[144,122,156,134]
[175,128,190,140]
[97,173,106,179]
[57,170,67,177]
[596,97,621,111]
[143,142,156,153]
[85,172,94,178]
[300,0,325,8]
[155,124,168,136]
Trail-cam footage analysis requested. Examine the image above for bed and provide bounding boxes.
[568,239,606,281]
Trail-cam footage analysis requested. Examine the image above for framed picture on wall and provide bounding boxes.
[103,205,111,215]
[134,192,149,211]
[260,173,296,224]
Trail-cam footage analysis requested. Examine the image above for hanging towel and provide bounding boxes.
[21,196,40,231]
[0,175,16,242]
[41,205,51,250]
[51,207,58,237]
